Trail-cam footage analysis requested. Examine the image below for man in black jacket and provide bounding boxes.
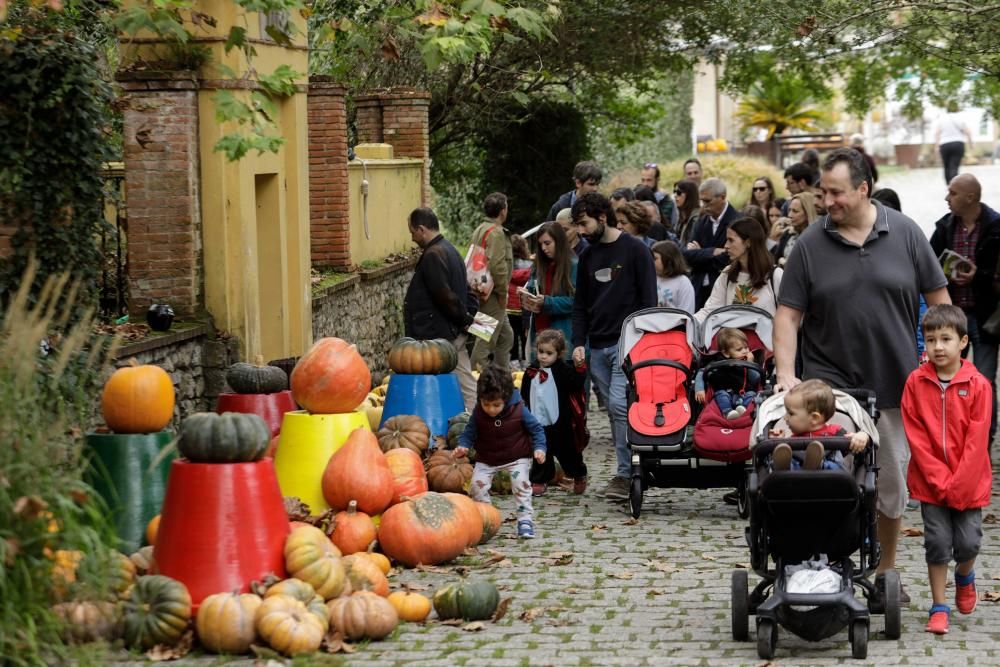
[546,161,602,222]
[683,178,740,309]
[404,207,476,410]
[929,174,1000,439]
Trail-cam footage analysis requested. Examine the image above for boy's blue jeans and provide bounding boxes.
[714,390,756,414]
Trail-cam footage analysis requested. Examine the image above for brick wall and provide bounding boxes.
[352,88,431,205]
[119,74,202,318]
[308,79,351,269]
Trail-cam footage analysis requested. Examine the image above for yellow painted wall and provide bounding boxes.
[347,157,423,265]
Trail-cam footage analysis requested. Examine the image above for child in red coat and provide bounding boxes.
[902,304,993,635]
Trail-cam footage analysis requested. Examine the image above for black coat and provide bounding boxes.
[403,235,473,340]
[683,203,740,307]
[929,204,1000,331]
[520,359,585,440]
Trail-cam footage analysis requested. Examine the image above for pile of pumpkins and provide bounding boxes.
[53,526,501,658]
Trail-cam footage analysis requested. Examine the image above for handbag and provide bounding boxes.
[465,225,497,297]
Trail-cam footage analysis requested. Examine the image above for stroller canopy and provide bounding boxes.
[618,307,699,367]
[699,305,774,354]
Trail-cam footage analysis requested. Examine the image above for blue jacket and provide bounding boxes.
[525,258,578,357]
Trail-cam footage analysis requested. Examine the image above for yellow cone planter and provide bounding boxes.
[273,410,368,514]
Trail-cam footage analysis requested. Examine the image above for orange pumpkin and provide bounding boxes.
[475,502,503,544]
[442,492,483,547]
[342,553,389,596]
[196,592,262,654]
[321,428,394,516]
[330,501,377,555]
[384,448,428,505]
[425,449,473,493]
[284,526,348,600]
[145,514,160,547]
[377,415,430,455]
[377,492,471,567]
[290,338,371,414]
[365,551,391,575]
[387,591,431,622]
[326,592,398,640]
[255,594,326,656]
[101,359,175,434]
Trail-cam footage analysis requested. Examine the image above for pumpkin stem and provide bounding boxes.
[347,500,357,514]
[254,354,265,366]
[127,358,139,367]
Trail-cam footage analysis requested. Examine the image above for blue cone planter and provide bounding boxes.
[380,373,465,436]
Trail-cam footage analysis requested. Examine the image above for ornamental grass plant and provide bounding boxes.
[0,263,121,666]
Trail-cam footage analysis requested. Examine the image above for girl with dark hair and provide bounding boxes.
[507,234,533,368]
[651,241,695,312]
[749,176,776,212]
[694,217,782,323]
[519,222,577,360]
[673,179,701,244]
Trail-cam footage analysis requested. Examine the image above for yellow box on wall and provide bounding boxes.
[347,155,423,266]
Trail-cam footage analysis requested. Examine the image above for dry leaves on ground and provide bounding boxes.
[492,597,512,622]
[93,322,151,341]
[462,621,486,632]
[146,631,193,661]
[701,554,718,561]
[645,559,679,573]
[623,517,639,526]
[591,524,607,531]
[981,591,1000,602]
[900,527,924,537]
[323,631,357,654]
[416,563,455,574]
[520,607,544,622]
[610,571,635,580]
[545,551,574,566]
[984,513,997,524]
[646,588,670,596]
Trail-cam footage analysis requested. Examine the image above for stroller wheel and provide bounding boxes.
[882,570,902,639]
[628,476,642,519]
[736,474,750,519]
[730,569,749,641]
[756,618,777,659]
[850,620,869,659]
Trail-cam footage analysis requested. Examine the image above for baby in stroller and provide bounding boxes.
[694,327,761,420]
[767,380,870,471]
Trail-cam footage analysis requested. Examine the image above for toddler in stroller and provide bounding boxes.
[694,327,761,420]
[732,387,902,660]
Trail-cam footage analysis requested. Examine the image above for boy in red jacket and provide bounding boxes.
[902,304,993,635]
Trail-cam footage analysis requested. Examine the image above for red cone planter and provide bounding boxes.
[216,390,297,438]
[153,459,289,611]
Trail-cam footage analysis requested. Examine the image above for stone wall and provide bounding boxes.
[311,257,416,382]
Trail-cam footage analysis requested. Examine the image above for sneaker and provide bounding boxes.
[531,483,547,497]
[870,572,911,613]
[573,477,588,495]
[735,404,747,415]
[726,409,740,420]
[602,476,629,500]
[772,443,792,471]
[517,520,535,539]
[804,440,825,470]
[956,574,977,614]
[925,607,950,634]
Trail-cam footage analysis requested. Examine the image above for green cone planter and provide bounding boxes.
[84,430,175,553]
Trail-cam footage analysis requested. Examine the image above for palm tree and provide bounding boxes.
[735,73,827,140]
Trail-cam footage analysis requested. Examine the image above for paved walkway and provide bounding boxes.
[879,164,1000,238]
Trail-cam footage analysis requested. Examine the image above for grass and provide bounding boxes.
[311,269,354,295]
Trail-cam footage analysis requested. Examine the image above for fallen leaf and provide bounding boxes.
[492,596,512,622]
[984,513,997,524]
[646,588,670,596]
[591,524,607,531]
[481,551,508,566]
[563,587,580,594]
[463,621,486,632]
[415,1,449,26]
[146,631,193,661]
[322,630,357,654]
[981,591,1000,602]
[416,564,454,574]
[402,583,430,592]
[545,552,574,566]
[623,517,639,526]
[701,554,718,561]
[645,559,678,573]
[520,607,544,622]
[439,618,465,626]
[611,571,634,580]
[900,527,924,537]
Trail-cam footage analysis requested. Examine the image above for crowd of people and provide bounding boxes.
[402,145,998,634]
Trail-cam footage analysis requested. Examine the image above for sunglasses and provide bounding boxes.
[644,163,658,169]
[673,190,683,195]
[752,186,769,192]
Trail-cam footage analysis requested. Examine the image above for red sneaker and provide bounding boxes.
[531,483,547,497]
[573,477,588,495]
[925,610,949,634]
[956,579,977,614]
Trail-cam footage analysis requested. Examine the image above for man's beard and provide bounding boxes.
[583,222,605,243]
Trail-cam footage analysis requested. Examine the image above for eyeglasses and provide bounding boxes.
[752,186,769,192]
[673,190,683,195]
[644,163,658,169]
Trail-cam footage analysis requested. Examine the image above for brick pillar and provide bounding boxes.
[119,72,202,318]
[308,78,351,269]
[354,94,384,144]
[380,88,431,206]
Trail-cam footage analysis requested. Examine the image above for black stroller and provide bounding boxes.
[731,388,901,660]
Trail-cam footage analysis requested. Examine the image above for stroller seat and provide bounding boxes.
[625,328,692,449]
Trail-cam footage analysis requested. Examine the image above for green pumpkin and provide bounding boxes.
[387,337,459,374]
[177,412,270,463]
[432,579,500,621]
[226,355,288,394]
[123,575,191,650]
[446,412,471,450]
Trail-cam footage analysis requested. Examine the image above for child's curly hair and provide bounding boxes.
[477,364,514,402]
[535,329,566,356]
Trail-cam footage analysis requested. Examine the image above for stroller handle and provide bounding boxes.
[623,358,691,382]
[702,359,763,375]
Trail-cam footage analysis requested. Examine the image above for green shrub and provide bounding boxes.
[607,154,787,211]
[0,266,120,666]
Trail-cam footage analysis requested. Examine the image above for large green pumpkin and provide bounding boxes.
[446,412,471,450]
[123,575,192,650]
[387,337,458,375]
[177,412,270,463]
[432,579,500,621]
[226,355,289,394]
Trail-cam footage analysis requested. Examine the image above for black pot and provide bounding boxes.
[146,304,175,332]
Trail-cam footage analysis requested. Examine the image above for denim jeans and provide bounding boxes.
[588,343,629,478]
[964,310,998,438]
[714,390,756,414]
